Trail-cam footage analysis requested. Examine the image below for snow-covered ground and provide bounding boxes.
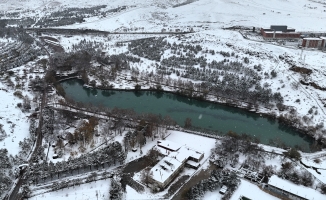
[4,0,326,31]
[202,179,279,200]
[29,179,110,200]
[301,151,326,184]
[0,79,30,156]
[70,0,326,32]
[230,179,278,200]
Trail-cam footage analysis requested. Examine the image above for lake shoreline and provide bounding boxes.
[59,77,321,151]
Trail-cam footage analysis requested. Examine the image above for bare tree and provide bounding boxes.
[140,168,153,186]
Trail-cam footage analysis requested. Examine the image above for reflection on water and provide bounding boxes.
[61,79,313,151]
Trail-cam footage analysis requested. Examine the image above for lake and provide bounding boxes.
[61,79,313,151]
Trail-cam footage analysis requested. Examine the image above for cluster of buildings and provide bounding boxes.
[260,25,326,50]
[149,140,204,188]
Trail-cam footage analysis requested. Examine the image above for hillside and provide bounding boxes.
[1,0,326,31]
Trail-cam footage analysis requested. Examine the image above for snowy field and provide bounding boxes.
[29,179,110,200]
[2,0,326,32]
[301,151,326,184]
[63,0,326,32]
[203,179,279,200]
[230,179,278,200]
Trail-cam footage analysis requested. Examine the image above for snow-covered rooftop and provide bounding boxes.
[150,156,183,185]
[264,31,299,34]
[303,38,323,40]
[268,175,325,199]
[157,140,182,151]
[150,141,204,187]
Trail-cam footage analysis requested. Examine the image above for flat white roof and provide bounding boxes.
[157,140,182,151]
[303,38,323,40]
[264,31,298,34]
[181,146,203,160]
[169,146,204,162]
[150,156,183,185]
[268,175,325,199]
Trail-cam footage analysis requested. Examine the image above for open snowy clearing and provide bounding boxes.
[230,179,279,200]
[2,0,326,31]
[204,179,279,200]
[29,179,110,200]
[60,0,326,32]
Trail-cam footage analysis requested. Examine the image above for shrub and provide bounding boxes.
[321,184,326,194]
[283,148,301,160]
[14,91,24,99]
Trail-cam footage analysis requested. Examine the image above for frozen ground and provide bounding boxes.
[29,179,110,200]
[2,0,326,31]
[301,151,326,184]
[230,179,278,200]
[204,179,279,200]
[0,80,30,156]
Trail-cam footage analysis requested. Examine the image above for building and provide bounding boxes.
[261,25,301,39]
[268,175,325,200]
[149,140,204,188]
[157,140,182,152]
[301,38,324,49]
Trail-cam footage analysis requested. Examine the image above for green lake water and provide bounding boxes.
[61,79,313,151]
